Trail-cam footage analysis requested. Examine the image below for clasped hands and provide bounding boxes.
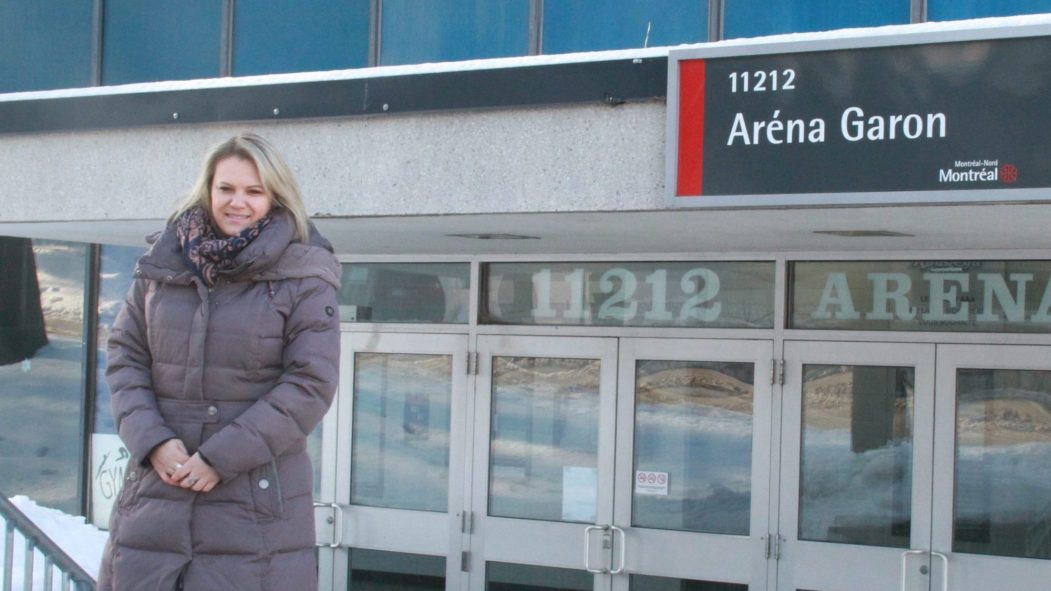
[148,438,221,493]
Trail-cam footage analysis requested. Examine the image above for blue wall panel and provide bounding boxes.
[102,0,222,85]
[233,0,371,76]
[543,0,707,54]
[379,0,530,66]
[929,0,1051,20]
[0,1,93,93]
[725,0,910,39]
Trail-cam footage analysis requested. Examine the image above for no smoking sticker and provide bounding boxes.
[635,470,670,496]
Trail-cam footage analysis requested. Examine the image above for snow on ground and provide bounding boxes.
[0,496,107,588]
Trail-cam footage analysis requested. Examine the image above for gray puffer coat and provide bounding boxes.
[98,210,341,591]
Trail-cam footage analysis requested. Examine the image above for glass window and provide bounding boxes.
[0,238,87,514]
[339,263,470,323]
[542,0,706,54]
[102,0,222,85]
[724,0,909,39]
[379,0,530,66]
[954,368,1051,559]
[486,562,591,591]
[631,574,747,591]
[799,364,914,547]
[349,549,445,591]
[93,245,145,435]
[308,425,324,501]
[483,261,775,328]
[0,1,93,93]
[633,360,753,535]
[351,353,453,512]
[790,261,1051,333]
[90,244,144,527]
[233,0,370,76]
[489,357,601,522]
[929,0,1051,21]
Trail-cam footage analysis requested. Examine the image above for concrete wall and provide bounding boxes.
[0,100,666,224]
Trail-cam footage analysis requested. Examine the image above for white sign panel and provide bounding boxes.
[91,433,129,529]
[562,466,598,522]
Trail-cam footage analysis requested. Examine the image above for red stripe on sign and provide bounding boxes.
[676,59,706,196]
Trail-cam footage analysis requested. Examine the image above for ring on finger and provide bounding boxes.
[186,477,199,486]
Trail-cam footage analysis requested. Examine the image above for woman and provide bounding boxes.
[98,133,341,590]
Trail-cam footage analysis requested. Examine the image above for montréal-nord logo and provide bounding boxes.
[939,160,1018,184]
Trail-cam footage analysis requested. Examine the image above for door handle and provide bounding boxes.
[608,525,626,575]
[313,502,344,548]
[901,549,948,591]
[930,551,949,591]
[899,549,927,591]
[584,525,611,574]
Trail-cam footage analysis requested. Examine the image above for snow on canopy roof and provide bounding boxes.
[2,13,1051,103]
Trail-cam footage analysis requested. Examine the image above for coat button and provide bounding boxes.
[207,406,218,417]
[166,275,174,281]
[128,471,138,481]
[258,479,270,490]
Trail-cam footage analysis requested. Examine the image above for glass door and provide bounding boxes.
[325,332,470,591]
[932,345,1051,591]
[470,335,619,591]
[777,341,936,591]
[613,338,774,591]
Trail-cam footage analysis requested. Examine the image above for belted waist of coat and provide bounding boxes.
[156,398,255,424]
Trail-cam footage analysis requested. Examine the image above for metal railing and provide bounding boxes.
[0,494,95,591]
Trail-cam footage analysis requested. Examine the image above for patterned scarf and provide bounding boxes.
[175,205,272,286]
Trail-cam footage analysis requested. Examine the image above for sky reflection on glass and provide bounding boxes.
[633,360,754,534]
[352,353,453,512]
[489,357,600,522]
[799,365,914,548]
[954,368,1051,560]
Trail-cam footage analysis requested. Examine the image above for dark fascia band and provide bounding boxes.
[0,57,668,135]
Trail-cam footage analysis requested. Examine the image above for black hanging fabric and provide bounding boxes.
[0,236,48,366]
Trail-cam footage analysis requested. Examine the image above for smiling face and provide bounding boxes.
[209,156,272,237]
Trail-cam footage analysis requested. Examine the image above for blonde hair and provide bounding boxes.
[171,133,311,242]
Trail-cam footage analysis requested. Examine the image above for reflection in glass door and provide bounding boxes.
[933,345,1051,591]
[322,330,1051,591]
[470,336,619,591]
[327,332,469,591]
[470,336,773,591]
[778,341,936,591]
[614,338,772,590]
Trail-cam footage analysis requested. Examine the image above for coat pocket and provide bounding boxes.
[248,460,284,520]
[116,458,146,509]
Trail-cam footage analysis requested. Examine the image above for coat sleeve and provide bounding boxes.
[198,276,340,482]
[107,277,178,462]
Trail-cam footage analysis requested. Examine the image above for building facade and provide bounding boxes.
[3,2,1051,590]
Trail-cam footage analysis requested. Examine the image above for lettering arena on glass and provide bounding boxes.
[668,31,1051,201]
[811,271,1051,323]
[790,261,1051,333]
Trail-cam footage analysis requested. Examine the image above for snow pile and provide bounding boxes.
[0,496,108,588]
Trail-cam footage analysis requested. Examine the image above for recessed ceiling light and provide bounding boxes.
[813,230,914,238]
[446,233,540,240]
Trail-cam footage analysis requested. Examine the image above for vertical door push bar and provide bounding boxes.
[584,525,627,575]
